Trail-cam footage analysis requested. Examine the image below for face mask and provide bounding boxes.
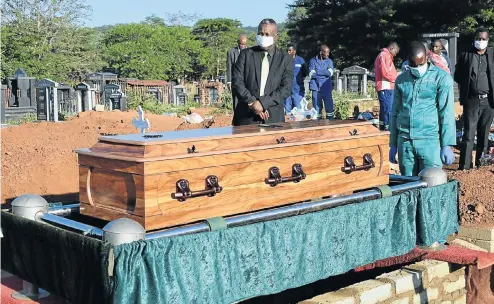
[256,35,274,48]
[474,40,488,50]
[409,64,428,77]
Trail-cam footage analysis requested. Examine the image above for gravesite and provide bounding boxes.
[2,0,494,303]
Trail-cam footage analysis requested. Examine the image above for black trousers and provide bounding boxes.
[459,98,494,169]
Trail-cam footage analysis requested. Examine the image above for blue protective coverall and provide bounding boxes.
[285,55,306,113]
[390,64,456,176]
[309,57,334,118]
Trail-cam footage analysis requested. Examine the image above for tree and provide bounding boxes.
[103,23,203,80]
[1,0,104,82]
[192,18,243,79]
[286,0,494,69]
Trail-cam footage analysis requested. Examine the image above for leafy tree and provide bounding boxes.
[192,18,243,79]
[1,0,104,82]
[103,23,203,80]
[286,0,494,70]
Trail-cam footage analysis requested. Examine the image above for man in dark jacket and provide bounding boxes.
[232,18,293,126]
[226,34,247,109]
[455,27,494,170]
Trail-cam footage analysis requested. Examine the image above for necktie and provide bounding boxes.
[260,51,269,97]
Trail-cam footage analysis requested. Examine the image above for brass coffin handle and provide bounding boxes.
[265,164,306,187]
[171,175,223,202]
[341,153,375,174]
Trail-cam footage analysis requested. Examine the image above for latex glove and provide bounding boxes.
[440,146,455,166]
[389,146,398,164]
[227,82,232,91]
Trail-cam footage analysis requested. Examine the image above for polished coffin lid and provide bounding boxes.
[75,120,387,163]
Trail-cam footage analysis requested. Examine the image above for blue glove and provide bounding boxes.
[389,146,398,164]
[440,146,455,166]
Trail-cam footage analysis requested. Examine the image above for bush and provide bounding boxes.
[126,90,199,116]
[7,113,37,125]
[333,93,352,120]
[208,91,234,116]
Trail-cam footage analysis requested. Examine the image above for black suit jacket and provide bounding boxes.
[226,46,241,83]
[232,46,293,126]
[454,47,494,108]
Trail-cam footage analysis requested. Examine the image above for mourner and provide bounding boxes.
[308,45,335,119]
[232,18,293,126]
[456,27,494,170]
[389,41,456,176]
[226,34,248,109]
[375,42,400,130]
[431,39,452,74]
[285,45,307,114]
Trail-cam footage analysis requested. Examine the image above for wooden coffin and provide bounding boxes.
[76,120,390,231]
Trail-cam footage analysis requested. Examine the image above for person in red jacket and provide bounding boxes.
[374,42,400,130]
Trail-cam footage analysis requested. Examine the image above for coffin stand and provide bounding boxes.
[76,120,390,231]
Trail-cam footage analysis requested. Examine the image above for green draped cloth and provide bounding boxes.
[111,181,459,304]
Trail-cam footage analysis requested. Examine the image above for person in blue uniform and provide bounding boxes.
[389,41,456,176]
[309,45,335,119]
[285,45,307,114]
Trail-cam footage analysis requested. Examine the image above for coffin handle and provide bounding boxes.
[265,164,306,187]
[341,153,375,174]
[171,175,223,202]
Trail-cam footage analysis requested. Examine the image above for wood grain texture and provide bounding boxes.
[78,121,391,230]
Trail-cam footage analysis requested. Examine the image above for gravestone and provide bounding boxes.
[1,85,6,124]
[341,66,369,96]
[173,85,187,105]
[103,84,127,111]
[36,78,59,122]
[6,68,36,108]
[75,82,95,112]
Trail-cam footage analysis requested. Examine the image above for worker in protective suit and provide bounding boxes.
[389,41,456,176]
[309,45,334,119]
[285,45,307,114]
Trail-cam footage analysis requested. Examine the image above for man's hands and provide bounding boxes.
[249,100,270,121]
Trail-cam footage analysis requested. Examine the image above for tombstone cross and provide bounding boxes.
[132,106,151,134]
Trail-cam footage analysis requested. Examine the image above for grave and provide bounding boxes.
[36,78,59,122]
[173,85,188,105]
[57,83,76,117]
[75,82,96,112]
[5,68,36,108]
[1,85,6,124]
[103,84,127,111]
[86,72,118,93]
[341,66,369,96]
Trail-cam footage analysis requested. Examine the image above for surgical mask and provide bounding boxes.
[256,35,274,48]
[409,64,428,77]
[474,40,488,50]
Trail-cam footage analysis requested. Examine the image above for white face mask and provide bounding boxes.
[409,63,428,77]
[474,40,489,50]
[256,35,274,48]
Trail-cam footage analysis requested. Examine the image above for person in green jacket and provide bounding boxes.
[389,41,456,176]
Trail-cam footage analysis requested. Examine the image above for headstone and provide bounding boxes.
[1,85,6,124]
[75,82,91,112]
[36,78,59,122]
[103,84,126,111]
[173,85,187,105]
[341,66,369,95]
[5,68,36,108]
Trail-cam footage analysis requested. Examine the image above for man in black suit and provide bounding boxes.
[226,34,247,109]
[455,27,494,169]
[232,18,293,126]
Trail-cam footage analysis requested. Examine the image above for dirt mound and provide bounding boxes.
[448,166,494,225]
[1,109,231,203]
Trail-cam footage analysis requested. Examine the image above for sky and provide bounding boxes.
[86,0,292,27]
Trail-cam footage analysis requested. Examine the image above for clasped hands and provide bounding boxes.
[249,100,269,121]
